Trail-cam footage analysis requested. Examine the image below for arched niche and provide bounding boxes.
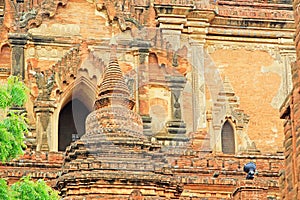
[0,44,11,70]
[221,120,236,154]
[56,76,96,151]
[150,98,168,134]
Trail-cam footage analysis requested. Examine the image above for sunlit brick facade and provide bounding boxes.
[0,0,296,199]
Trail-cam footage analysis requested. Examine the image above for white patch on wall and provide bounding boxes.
[261,60,287,109]
[271,126,278,133]
[217,64,228,74]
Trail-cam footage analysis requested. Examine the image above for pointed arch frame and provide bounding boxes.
[51,75,97,151]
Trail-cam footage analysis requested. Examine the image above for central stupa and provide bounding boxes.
[56,37,182,199]
[85,36,147,144]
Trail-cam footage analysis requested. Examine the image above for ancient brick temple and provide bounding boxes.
[280,0,300,199]
[0,0,297,199]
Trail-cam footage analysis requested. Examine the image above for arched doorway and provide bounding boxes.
[58,99,91,151]
[221,120,235,154]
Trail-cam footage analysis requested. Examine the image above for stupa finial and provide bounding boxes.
[109,32,117,46]
[108,32,118,63]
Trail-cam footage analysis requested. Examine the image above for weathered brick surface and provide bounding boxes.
[210,49,285,153]
[0,0,296,199]
[279,1,300,199]
[0,0,292,154]
[0,151,64,186]
[0,150,284,199]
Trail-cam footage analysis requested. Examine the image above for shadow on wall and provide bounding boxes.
[58,99,90,151]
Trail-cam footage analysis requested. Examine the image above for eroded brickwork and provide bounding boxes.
[279,0,300,199]
[0,151,63,186]
[0,150,284,199]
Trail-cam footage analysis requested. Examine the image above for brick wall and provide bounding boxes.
[0,150,284,199]
[279,0,300,199]
[0,0,295,198]
[0,151,64,187]
[232,180,268,200]
[210,49,285,154]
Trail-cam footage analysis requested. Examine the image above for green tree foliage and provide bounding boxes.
[0,179,10,199]
[0,76,29,162]
[0,76,28,109]
[0,177,59,200]
[0,113,28,162]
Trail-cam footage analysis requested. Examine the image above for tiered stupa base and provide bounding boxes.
[57,137,181,199]
[57,107,182,199]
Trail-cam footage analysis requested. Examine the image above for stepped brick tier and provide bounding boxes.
[0,151,64,186]
[56,138,181,199]
[0,150,284,199]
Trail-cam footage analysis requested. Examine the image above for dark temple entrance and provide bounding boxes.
[58,99,90,151]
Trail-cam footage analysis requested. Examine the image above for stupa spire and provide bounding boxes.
[109,32,118,61]
[94,34,134,110]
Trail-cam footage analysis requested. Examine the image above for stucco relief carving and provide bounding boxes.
[39,111,50,151]
[124,70,136,97]
[94,0,144,31]
[207,43,278,55]
[79,50,105,82]
[19,10,38,29]
[217,6,293,20]
[8,0,68,31]
[26,46,67,61]
[33,69,56,101]
[52,47,81,91]
[28,46,82,102]
[28,24,80,37]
